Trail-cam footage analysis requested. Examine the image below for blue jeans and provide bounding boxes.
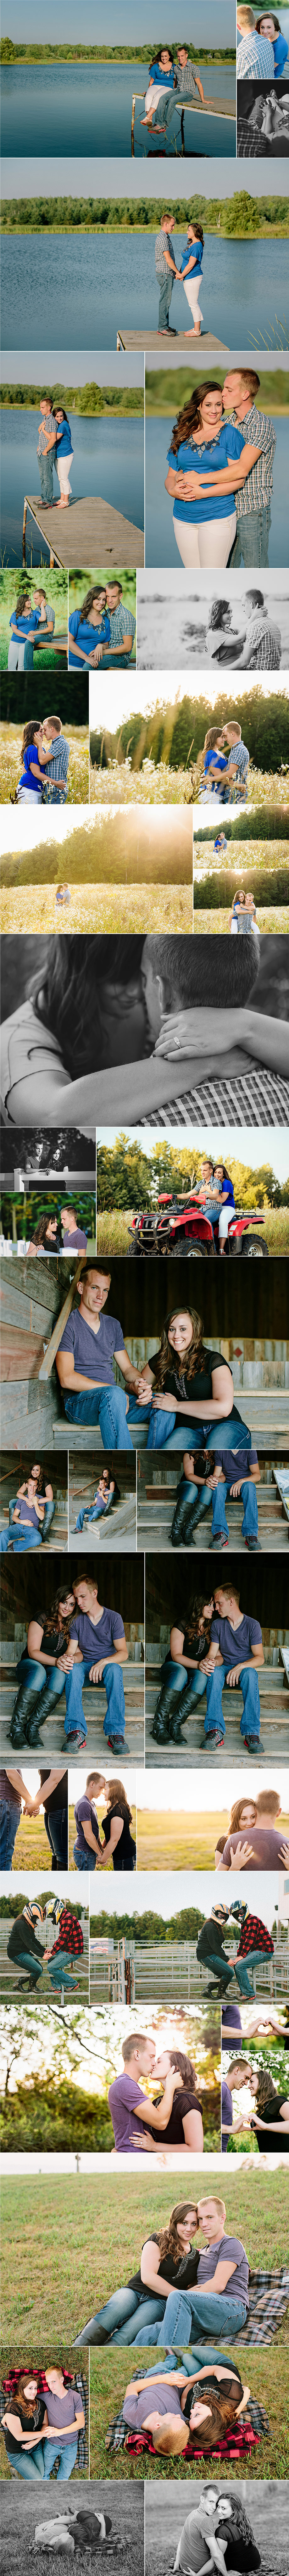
[157,271,175,330]
[0,1799,21,1867]
[205,1662,260,1742]
[171,1475,212,1545]
[38,449,56,504]
[64,1658,125,1742]
[0,1527,42,1551]
[127,1404,251,1455]
[76,1503,108,1530]
[64,1387,133,1449]
[75,2287,164,2346]
[12,1655,65,1733]
[155,2289,248,2346]
[44,1808,67,1867]
[11,1948,43,1984]
[5,2443,45,2478]
[234,1946,271,1998]
[197,1950,238,1992]
[23,639,35,669]
[47,1950,79,1991]
[73,1840,97,1871]
[155,1654,207,1725]
[230,506,271,570]
[211,1479,258,1543]
[42,2440,78,2480]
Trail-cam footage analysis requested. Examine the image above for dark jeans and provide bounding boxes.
[43,1807,68,1867]
[171,1473,212,1546]
[38,448,56,504]
[229,506,271,569]
[157,270,174,329]
[0,1799,21,1869]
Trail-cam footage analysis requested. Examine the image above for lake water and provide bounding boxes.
[0,410,144,567]
[1,61,236,159]
[2,233,288,351]
[145,412,287,569]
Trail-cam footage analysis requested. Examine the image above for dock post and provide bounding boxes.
[22,497,27,566]
[131,94,135,154]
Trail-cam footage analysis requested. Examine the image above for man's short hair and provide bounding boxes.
[255,1789,281,1818]
[198,2195,226,2219]
[215,1584,240,1606]
[246,588,264,608]
[79,1260,111,1282]
[237,8,255,25]
[237,368,260,394]
[161,210,174,223]
[86,1772,104,1791]
[144,935,258,1013]
[107,579,122,595]
[45,716,62,736]
[228,2058,251,2079]
[122,2033,148,2062]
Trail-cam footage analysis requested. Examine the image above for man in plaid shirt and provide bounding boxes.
[44,1898,83,1992]
[237,5,275,75]
[230,1900,275,1996]
[223,366,276,568]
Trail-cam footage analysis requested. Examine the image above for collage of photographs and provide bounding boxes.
[0,2,289,2575]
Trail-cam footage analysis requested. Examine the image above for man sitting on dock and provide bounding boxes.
[156,47,204,136]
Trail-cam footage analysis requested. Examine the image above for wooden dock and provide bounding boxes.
[117,330,229,351]
[131,91,235,152]
[23,493,144,571]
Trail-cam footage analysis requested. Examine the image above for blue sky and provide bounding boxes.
[0,349,144,386]
[4,3,236,46]
[97,1125,289,1181]
[3,155,289,203]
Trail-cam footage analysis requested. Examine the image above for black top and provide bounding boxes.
[39,1768,68,1813]
[182,2365,243,2424]
[177,1628,209,1667]
[153,2086,202,2145]
[3,2396,46,2456]
[197,1918,225,1960]
[35,1624,67,1660]
[128,2232,199,2296]
[149,1346,242,1427]
[251,2095,289,2150]
[7,1916,43,1962]
[101,1805,136,1871]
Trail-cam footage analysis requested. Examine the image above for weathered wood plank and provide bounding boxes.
[25,495,144,571]
[0,1328,45,1380]
[0,1284,58,1335]
[118,330,229,351]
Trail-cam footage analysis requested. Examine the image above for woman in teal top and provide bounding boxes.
[68,585,111,668]
[8,592,41,672]
[165,380,245,570]
[179,226,204,337]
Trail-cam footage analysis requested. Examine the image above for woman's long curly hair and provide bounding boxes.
[183,2373,245,2454]
[153,1305,207,1389]
[165,2049,197,2090]
[253,2067,278,2115]
[28,936,145,1080]
[42,1585,74,1648]
[15,591,32,617]
[105,1779,132,1822]
[8,2373,41,2422]
[208,599,231,631]
[170,380,223,457]
[79,586,107,624]
[255,9,281,24]
[30,1215,61,1249]
[229,1797,257,1833]
[180,1593,213,1648]
[157,2200,199,2263]
[21,721,42,759]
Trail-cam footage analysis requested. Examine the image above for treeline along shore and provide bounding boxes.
[1,42,236,64]
[0,382,144,413]
[2,192,289,238]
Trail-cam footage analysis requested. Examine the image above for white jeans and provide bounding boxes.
[56,450,74,494]
[16,787,43,804]
[173,510,236,567]
[8,642,26,670]
[183,275,203,325]
[218,1208,231,1239]
[144,81,170,111]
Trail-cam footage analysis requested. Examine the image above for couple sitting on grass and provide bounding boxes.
[37,395,74,511]
[74,2191,250,2353]
[68,579,136,671]
[8,586,55,673]
[197,721,249,805]
[12,714,69,806]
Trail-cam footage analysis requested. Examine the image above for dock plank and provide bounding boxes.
[24,494,144,570]
[118,331,229,351]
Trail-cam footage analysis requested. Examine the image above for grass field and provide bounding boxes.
[90,763,289,810]
[0,727,89,807]
[1,2166,288,2355]
[136,1808,289,1872]
[69,1803,136,1869]
[145,2476,289,2562]
[10,1810,61,1871]
[89,2345,289,2483]
[0,2476,144,2564]
[193,836,289,874]
[0,884,192,936]
[194,908,289,934]
[96,1207,289,1257]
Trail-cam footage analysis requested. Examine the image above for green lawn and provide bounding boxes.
[89,2343,289,2482]
[96,1206,289,1257]
[1,2167,288,2355]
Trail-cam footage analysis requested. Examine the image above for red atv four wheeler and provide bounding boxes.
[128,1190,269,1258]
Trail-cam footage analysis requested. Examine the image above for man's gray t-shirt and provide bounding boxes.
[210,1613,262,1664]
[108,2071,147,2150]
[222,1824,287,1870]
[44,2388,80,2444]
[197,2231,249,2306]
[70,1608,125,1659]
[214,1446,256,1481]
[58,1308,125,1382]
[124,2383,182,2427]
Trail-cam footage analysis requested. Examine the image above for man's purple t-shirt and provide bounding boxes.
[210,1613,262,1665]
[108,2071,147,2150]
[222,1823,287,1871]
[221,2079,233,2153]
[74,1795,100,1853]
[58,1308,125,1382]
[70,1608,125,1660]
[214,1447,257,1481]
[62,1229,88,1250]
[197,2231,249,2306]
[44,2388,80,2445]
[221,2003,242,2035]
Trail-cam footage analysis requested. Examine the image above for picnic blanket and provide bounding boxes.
[0,2370,88,2477]
[242,2266,289,2345]
[105,2359,270,2461]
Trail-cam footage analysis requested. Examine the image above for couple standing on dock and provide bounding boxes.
[37,395,74,510]
[156,213,204,337]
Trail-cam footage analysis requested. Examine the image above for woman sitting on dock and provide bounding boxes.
[53,409,74,509]
[141,49,175,133]
[68,587,111,669]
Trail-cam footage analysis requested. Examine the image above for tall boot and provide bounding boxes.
[9,1687,39,1747]
[152,1706,173,1744]
[169,1713,188,1744]
[25,1681,60,1746]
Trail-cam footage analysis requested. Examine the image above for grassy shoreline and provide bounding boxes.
[2,201,289,240]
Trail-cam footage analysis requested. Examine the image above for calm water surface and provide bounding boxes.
[145,412,287,569]
[1,234,288,350]
[0,411,144,566]
[1,61,236,158]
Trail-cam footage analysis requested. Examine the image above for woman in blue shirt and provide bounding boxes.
[54,408,74,507]
[255,11,288,72]
[199,729,230,800]
[142,49,175,130]
[8,592,41,673]
[213,1163,236,1253]
[165,381,245,568]
[69,586,111,669]
[14,722,47,805]
[179,226,204,336]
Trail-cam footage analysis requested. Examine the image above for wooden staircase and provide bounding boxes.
[138,1472,289,1553]
[145,1648,289,1768]
[0,1652,144,1766]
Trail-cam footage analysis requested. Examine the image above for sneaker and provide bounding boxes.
[204,1728,225,1749]
[243,1735,262,1753]
[209,1534,228,1550]
[245,1538,261,1551]
[157,327,176,336]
